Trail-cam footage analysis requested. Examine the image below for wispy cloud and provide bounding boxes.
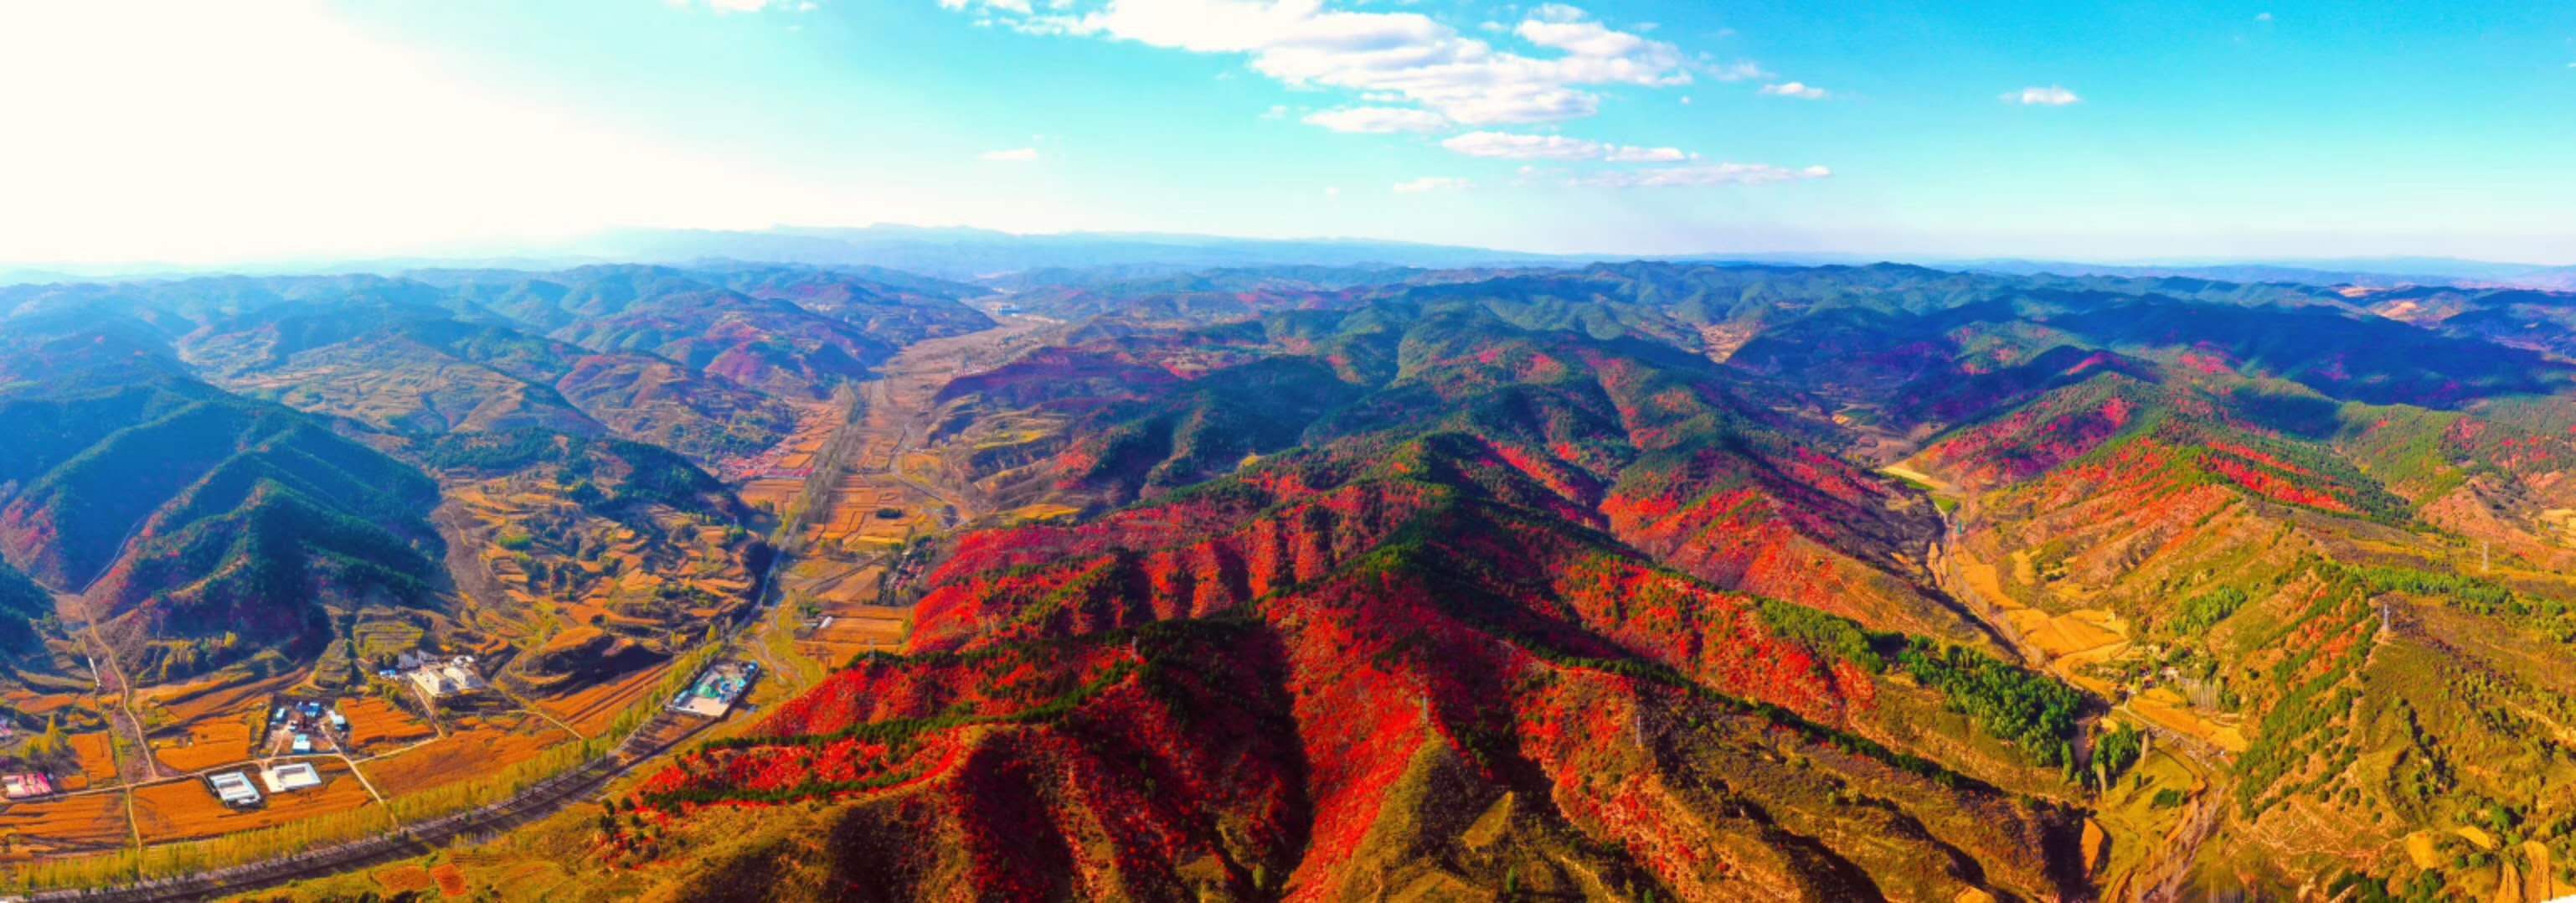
[940,1,1696,127]
[1392,176,1473,193]
[2254,12,2273,22]
[2003,85,2081,106]
[1759,81,1827,100]
[1563,163,1831,188]
[1702,59,1771,82]
[674,0,792,12]
[1304,106,1450,133]
[978,147,1039,162]
[1440,131,1688,163]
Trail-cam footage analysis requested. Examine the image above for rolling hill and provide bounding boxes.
[18,258,2576,900]
[586,261,2576,901]
[0,364,445,668]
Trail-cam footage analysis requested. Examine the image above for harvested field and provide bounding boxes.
[533,661,671,738]
[150,713,258,775]
[140,670,297,726]
[800,603,909,664]
[1,689,83,718]
[737,477,802,515]
[0,791,129,856]
[626,714,703,753]
[131,760,376,844]
[64,731,119,790]
[802,470,939,553]
[2128,687,2249,753]
[362,713,574,799]
[341,696,436,751]
[717,399,844,484]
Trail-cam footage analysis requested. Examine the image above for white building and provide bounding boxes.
[209,771,263,808]
[405,657,488,698]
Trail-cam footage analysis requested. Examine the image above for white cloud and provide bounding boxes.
[1526,3,1587,25]
[2004,85,2082,106]
[1323,186,1342,198]
[979,147,1041,161]
[2254,12,2273,21]
[0,3,832,265]
[1678,95,1692,105]
[1440,130,1688,162]
[1393,176,1473,193]
[1561,163,1831,188]
[944,0,1695,126]
[1260,104,1291,120]
[1759,81,1827,100]
[1303,106,1450,133]
[1702,59,1771,82]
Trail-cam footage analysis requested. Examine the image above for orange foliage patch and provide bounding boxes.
[431,863,467,896]
[374,864,436,894]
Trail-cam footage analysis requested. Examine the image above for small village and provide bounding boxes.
[0,650,500,818]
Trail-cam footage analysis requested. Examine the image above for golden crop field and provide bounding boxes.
[339,697,436,751]
[361,713,575,799]
[130,761,376,844]
[533,660,671,738]
[0,792,129,859]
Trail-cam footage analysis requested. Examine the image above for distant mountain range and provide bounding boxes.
[1956,256,2576,291]
[6,225,2573,291]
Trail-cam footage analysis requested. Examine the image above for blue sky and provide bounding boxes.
[3,0,2572,265]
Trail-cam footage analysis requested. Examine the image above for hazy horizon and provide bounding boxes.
[7,221,2575,283]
